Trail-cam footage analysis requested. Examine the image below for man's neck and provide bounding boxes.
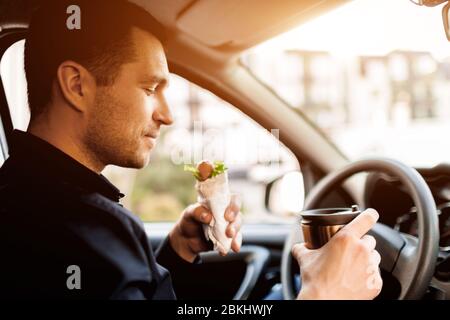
[27,120,105,174]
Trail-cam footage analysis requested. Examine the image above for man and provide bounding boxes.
[0,0,381,299]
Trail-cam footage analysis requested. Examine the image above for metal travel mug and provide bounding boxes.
[300,205,361,249]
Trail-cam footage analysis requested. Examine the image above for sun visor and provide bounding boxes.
[175,0,348,48]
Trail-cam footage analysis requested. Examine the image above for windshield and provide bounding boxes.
[242,0,450,168]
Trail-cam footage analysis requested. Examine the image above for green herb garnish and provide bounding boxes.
[211,161,227,178]
[184,161,228,181]
[183,164,202,180]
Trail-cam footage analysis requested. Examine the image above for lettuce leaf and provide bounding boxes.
[211,161,227,178]
[183,164,201,180]
[184,161,228,181]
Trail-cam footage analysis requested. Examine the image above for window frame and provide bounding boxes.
[0,28,27,159]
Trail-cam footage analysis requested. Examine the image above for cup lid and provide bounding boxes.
[299,206,361,226]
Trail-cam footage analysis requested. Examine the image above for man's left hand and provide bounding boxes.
[168,194,242,262]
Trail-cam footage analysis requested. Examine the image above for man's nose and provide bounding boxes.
[153,96,173,126]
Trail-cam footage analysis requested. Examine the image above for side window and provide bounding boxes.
[0,40,30,131]
[0,40,301,224]
[103,74,301,223]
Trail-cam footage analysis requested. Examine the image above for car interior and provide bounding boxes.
[1,0,450,300]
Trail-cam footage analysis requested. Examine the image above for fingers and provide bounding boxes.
[370,250,381,266]
[371,271,383,292]
[361,235,376,251]
[231,231,242,253]
[226,213,242,238]
[225,194,241,222]
[190,204,212,224]
[367,251,383,293]
[187,195,243,255]
[191,194,241,226]
[342,208,379,239]
[229,202,242,252]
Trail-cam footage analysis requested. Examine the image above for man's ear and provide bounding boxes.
[56,60,96,113]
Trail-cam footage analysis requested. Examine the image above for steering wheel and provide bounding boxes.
[201,245,270,300]
[281,158,440,300]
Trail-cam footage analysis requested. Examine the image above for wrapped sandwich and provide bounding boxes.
[184,160,232,255]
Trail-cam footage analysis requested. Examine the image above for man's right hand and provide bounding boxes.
[292,208,383,300]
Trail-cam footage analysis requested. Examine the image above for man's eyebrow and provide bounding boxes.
[143,75,169,86]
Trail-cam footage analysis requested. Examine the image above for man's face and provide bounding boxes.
[85,27,173,169]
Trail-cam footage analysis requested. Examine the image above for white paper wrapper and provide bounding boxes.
[195,172,231,255]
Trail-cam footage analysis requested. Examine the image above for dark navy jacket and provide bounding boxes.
[0,130,200,299]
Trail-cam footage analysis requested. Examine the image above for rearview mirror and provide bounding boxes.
[409,0,450,41]
[443,2,450,41]
[265,171,304,217]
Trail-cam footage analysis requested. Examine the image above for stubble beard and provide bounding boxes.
[84,89,150,170]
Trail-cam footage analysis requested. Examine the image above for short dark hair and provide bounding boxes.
[24,0,166,121]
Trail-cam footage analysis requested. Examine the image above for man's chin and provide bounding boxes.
[139,156,151,168]
[131,156,151,169]
[115,152,151,169]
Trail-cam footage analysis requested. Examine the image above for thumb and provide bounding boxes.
[291,243,311,261]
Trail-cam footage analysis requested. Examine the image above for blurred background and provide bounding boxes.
[1,0,450,224]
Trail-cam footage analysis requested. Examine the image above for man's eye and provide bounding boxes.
[144,88,156,95]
